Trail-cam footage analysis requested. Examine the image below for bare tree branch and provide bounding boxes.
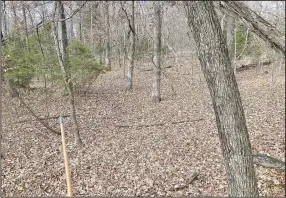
[217,1,285,54]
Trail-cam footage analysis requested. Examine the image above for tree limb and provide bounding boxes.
[117,118,204,128]
[218,1,285,54]
[16,115,70,124]
[4,1,87,42]
[169,172,199,191]
[16,92,61,135]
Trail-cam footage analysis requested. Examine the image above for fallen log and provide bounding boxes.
[236,60,272,72]
[253,153,285,171]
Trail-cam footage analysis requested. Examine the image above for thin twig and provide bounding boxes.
[16,115,70,123]
[118,118,204,128]
[236,28,249,60]
[16,92,61,135]
[169,172,199,191]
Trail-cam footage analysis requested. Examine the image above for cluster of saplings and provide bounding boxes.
[2,23,106,97]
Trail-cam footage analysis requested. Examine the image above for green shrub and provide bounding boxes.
[67,41,106,92]
[2,34,38,89]
[3,27,105,93]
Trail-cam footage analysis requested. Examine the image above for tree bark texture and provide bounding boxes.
[184,2,258,197]
[152,1,162,103]
[218,1,285,54]
[126,1,136,91]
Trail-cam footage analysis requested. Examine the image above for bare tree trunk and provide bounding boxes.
[12,4,18,26]
[184,2,258,197]
[2,1,8,36]
[104,1,111,70]
[69,5,75,40]
[27,6,35,27]
[126,1,136,91]
[123,26,126,78]
[90,3,94,51]
[52,1,83,147]
[151,1,162,103]
[99,35,103,64]
[218,1,285,54]
[22,5,29,46]
[11,3,19,37]
[226,16,236,74]
[77,2,83,41]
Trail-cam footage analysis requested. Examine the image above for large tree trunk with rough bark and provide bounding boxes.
[104,1,111,70]
[126,1,136,91]
[217,1,285,54]
[151,1,162,103]
[184,2,258,197]
[52,1,83,147]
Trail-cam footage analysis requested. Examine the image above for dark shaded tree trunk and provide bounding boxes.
[184,2,258,197]
[218,1,285,54]
[1,31,3,45]
[151,1,162,103]
[126,1,136,91]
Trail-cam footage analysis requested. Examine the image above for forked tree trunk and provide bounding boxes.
[105,1,111,70]
[52,1,83,147]
[126,1,136,91]
[184,2,258,197]
[151,1,162,103]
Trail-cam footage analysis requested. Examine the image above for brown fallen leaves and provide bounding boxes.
[2,57,285,196]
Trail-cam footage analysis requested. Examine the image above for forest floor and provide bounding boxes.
[2,54,285,196]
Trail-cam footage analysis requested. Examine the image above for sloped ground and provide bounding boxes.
[1,56,285,196]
